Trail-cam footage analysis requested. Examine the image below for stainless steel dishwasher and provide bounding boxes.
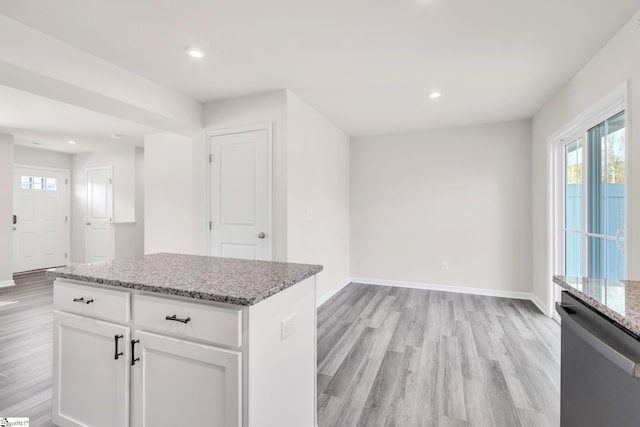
[557,291,640,427]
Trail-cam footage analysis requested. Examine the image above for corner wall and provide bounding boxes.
[531,11,640,313]
[286,91,351,299]
[0,134,15,285]
[351,120,532,295]
[114,147,145,258]
[144,133,194,255]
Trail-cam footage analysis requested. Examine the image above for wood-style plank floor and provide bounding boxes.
[317,283,560,427]
[0,275,560,426]
[0,270,54,427]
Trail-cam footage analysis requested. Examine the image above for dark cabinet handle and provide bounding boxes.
[165,314,191,324]
[73,297,94,304]
[131,339,140,366]
[114,335,123,360]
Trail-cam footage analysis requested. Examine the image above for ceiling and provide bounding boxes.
[0,84,155,153]
[0,0,639,140]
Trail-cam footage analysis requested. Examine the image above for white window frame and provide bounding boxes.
[547,82,629,319]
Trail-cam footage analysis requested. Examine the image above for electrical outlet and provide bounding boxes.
[440,261,449,271]
[281,313,296,340]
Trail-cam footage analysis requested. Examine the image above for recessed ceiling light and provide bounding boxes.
[186,48,205,59]
[68,140,77,144]
[111,133,126,139]
[429,92,441,99]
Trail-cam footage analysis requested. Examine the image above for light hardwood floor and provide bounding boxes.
[0,275,560,426]
[317,283,560,427]
[0,271,54,427]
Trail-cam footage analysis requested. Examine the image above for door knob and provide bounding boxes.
[257,232,266,239]
[86,222,91,226]
[12,227,16,231]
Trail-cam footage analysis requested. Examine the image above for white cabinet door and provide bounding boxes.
[132,331,241,427]
[53,312,130,427]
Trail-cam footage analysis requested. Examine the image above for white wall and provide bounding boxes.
[144,133,194,254]
[0,134,15,284]
[114,147,145,258]
[14,146,71,170]
[286,91,351,298]
[351,120,532,294]
[203,91,288,261]
[0,15,202,131]
[531,11,640,312]
[71,145,139,262]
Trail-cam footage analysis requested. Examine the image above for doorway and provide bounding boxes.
[86,166,113,262]
[13,165,69,273]
[209,127,272,261]
[550,88,627,317]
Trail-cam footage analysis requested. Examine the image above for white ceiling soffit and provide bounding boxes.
[0,0,639,137]
[0,84,153,153]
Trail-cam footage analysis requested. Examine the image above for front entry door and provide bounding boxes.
[210,129,271,260]
[13,167,69,272]
[86,167,113,263]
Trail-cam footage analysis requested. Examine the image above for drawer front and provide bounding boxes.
[134,294,242,348]
[54,280,130,323]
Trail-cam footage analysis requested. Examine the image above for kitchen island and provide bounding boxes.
[48,253,323,427]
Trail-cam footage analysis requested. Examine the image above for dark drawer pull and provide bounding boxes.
[131,339,140,366]
[73,297,94,304]
[114,334,124,360]
[165,314,191,324]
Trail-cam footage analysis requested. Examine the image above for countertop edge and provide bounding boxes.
[47,265,323,306]
[553,275,640,336]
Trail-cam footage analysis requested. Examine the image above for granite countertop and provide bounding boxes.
[47,253,323,306]
[554,275,640,336]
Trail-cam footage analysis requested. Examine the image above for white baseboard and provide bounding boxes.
[0,280,16,288]
[317,277,352,307]
[351,277,536,300]
[530,294,549,316]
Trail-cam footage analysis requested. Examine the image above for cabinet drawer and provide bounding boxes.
[54,280,130,323]
[134,294,242,348]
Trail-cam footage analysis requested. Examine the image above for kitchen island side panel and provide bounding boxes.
[247,276,316,427]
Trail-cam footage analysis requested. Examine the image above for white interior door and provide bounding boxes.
[86,167,113,263]
[13,166,69,273]
[210,129,271,260]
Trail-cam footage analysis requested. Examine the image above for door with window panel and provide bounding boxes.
[13,167,69,272]
[563,111,626,285]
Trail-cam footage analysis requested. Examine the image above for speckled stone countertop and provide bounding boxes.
[47,253,323,306]
[554,275,640,336]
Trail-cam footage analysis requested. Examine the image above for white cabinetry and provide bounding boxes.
[52,275,316,427]
[132,331,240,427]
[53,312,130,427]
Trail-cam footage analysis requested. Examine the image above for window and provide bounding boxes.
[559,109,626,279]
[20,176,57,191]
[550,84,628,286]
[585,111,625,279]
